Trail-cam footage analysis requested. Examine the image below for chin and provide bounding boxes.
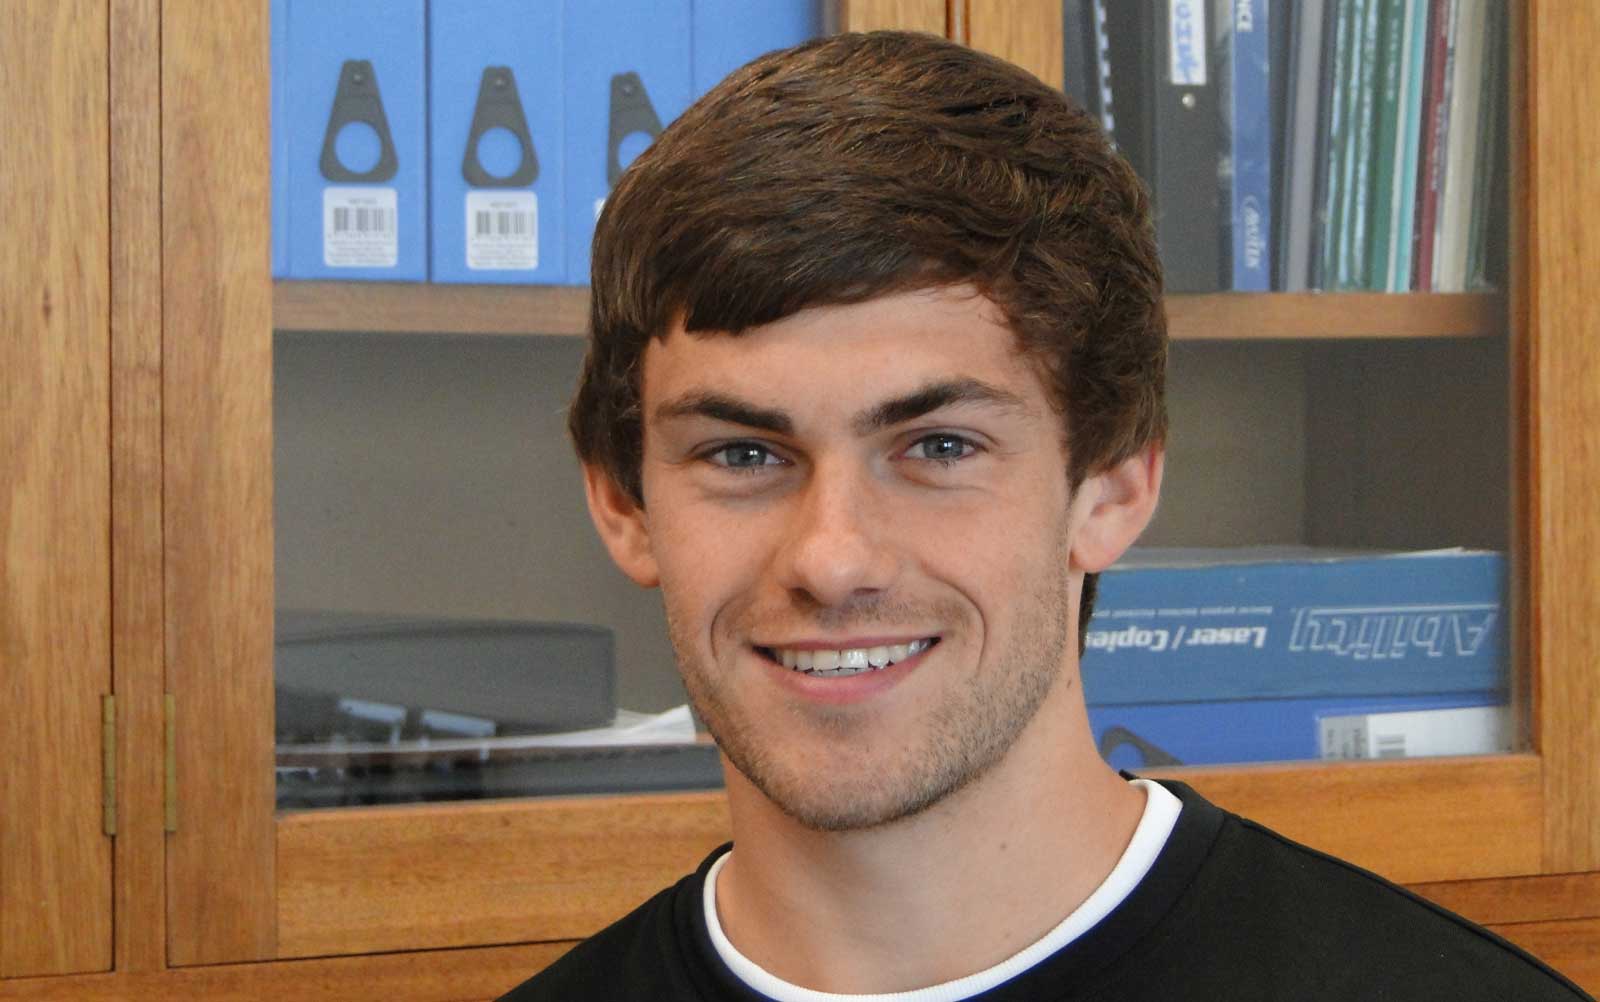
[719,725,1004,834]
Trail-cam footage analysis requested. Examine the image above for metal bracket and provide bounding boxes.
[102,695,117,837]
[165,695,178,833]
[607,71,664,187]
[462,66,538,188]
[319,59,399,183]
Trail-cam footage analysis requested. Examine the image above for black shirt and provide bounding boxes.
[499,779,1592,1000]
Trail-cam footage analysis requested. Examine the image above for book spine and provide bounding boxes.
[1229,0,1271,290]
[1389,0,1428,291]
[1317,0,1356,290]
[1338,0,1381,289]
[1366,0,1405,291]
[1412,0,1454,291]
[1436,0,1487,292]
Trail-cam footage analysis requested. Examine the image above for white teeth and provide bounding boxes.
[765,639,937,675]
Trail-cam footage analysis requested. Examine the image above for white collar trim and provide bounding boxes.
[702,778,1183,1002]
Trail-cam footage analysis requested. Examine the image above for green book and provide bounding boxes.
[1466,2,1507,290]
[1389,0,1429,291]
[1338,0,1382,289]
[1319,0,1360,288]
[1366,0,1406,290]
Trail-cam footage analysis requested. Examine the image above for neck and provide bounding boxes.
[712,684,1145,995]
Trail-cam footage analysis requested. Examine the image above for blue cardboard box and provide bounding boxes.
[281,0,428,281]
[430,0,565,284]
[691,0,821,99]
[562,0,692,285]
[1089,692,1508,769]
[1082,548,1507,703]
[271,0,290,277]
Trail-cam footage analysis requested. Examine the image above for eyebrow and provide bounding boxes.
[652,378,1030,437]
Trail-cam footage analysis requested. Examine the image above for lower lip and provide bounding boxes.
[763,644,933,706]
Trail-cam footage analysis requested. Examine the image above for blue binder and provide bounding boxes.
[562,0,692,286]
[1082,549,1508,703]
[282,0,427,281]
[690,0,821,99]
[430,0,565,285]
[1089,691,1504,768]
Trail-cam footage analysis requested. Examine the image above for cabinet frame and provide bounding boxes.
[6,0,1590,998]
[169,0,1600,969]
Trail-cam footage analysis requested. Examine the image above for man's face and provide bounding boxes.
[622,286,1089,831]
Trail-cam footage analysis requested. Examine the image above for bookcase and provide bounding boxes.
[2,0,1597,998]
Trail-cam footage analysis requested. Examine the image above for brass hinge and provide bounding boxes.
[102,695,117,837]
[165,694,178,832]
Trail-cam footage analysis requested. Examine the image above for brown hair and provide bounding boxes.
[569,30,1167,649]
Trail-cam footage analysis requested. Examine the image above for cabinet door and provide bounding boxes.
[0,0,114,979]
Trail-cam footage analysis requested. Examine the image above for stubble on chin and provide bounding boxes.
[663,572,1073,833]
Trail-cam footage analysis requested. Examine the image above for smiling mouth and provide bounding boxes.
[754,638,939,677]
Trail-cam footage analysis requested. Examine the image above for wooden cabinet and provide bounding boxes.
[3,0,1598,998]
[0,0,113,979]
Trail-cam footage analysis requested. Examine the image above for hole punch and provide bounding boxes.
[319,59,399,183]
[462,66,539,188]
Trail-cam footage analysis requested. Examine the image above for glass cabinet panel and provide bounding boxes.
[269,1,825,809]
[1062,0,1516,770]
[266,0,1517,811]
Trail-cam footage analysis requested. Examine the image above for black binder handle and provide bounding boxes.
[1098,726,1183,768]
[319,59,399,183]
[462,66,539,188]
[607,71,664,187]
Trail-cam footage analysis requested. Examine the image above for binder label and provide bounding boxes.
[1168,0,1208,86]
[322,187,399,268]
[466,191,539,271]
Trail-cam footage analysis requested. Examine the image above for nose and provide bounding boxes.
[771,463,900,609]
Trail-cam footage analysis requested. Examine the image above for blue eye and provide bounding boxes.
[908,434,975,463]
[709,443,779,470]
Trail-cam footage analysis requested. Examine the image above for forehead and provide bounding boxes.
[640,286,1053,420]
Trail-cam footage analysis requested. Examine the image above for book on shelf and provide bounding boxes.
[1081,0,1506,294]
[1102,0,1226,293]
[1218,0,1273,292]
[1433,0,1490,292]
[1386,0,1429,292]
[1365,0,1407,291]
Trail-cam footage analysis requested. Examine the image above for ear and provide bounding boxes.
[581,464,660,588]
[1069,445,1164,573]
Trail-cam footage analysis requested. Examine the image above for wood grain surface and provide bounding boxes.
[276,792,732,958]
[1524,0,1600,876]
[0,0,114,978]
[837,0,945,34]
[161,0,277,965]
[273,282,1503,342]
[0,942,571,1002]
[1150,755,1544,884]
[109,0,168,974]
[967,0,1063,89]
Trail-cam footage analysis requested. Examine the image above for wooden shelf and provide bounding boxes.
[273,280,1505,340]
[272,281,591,336]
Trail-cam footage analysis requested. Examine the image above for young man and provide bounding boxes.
[501,30,1590,1002]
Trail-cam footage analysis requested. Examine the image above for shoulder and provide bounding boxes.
[1149,782,1591,1000]
[495,849,727,1002]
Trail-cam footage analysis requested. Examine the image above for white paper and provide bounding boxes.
[323,186,399,267]
[466,190,539,270]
